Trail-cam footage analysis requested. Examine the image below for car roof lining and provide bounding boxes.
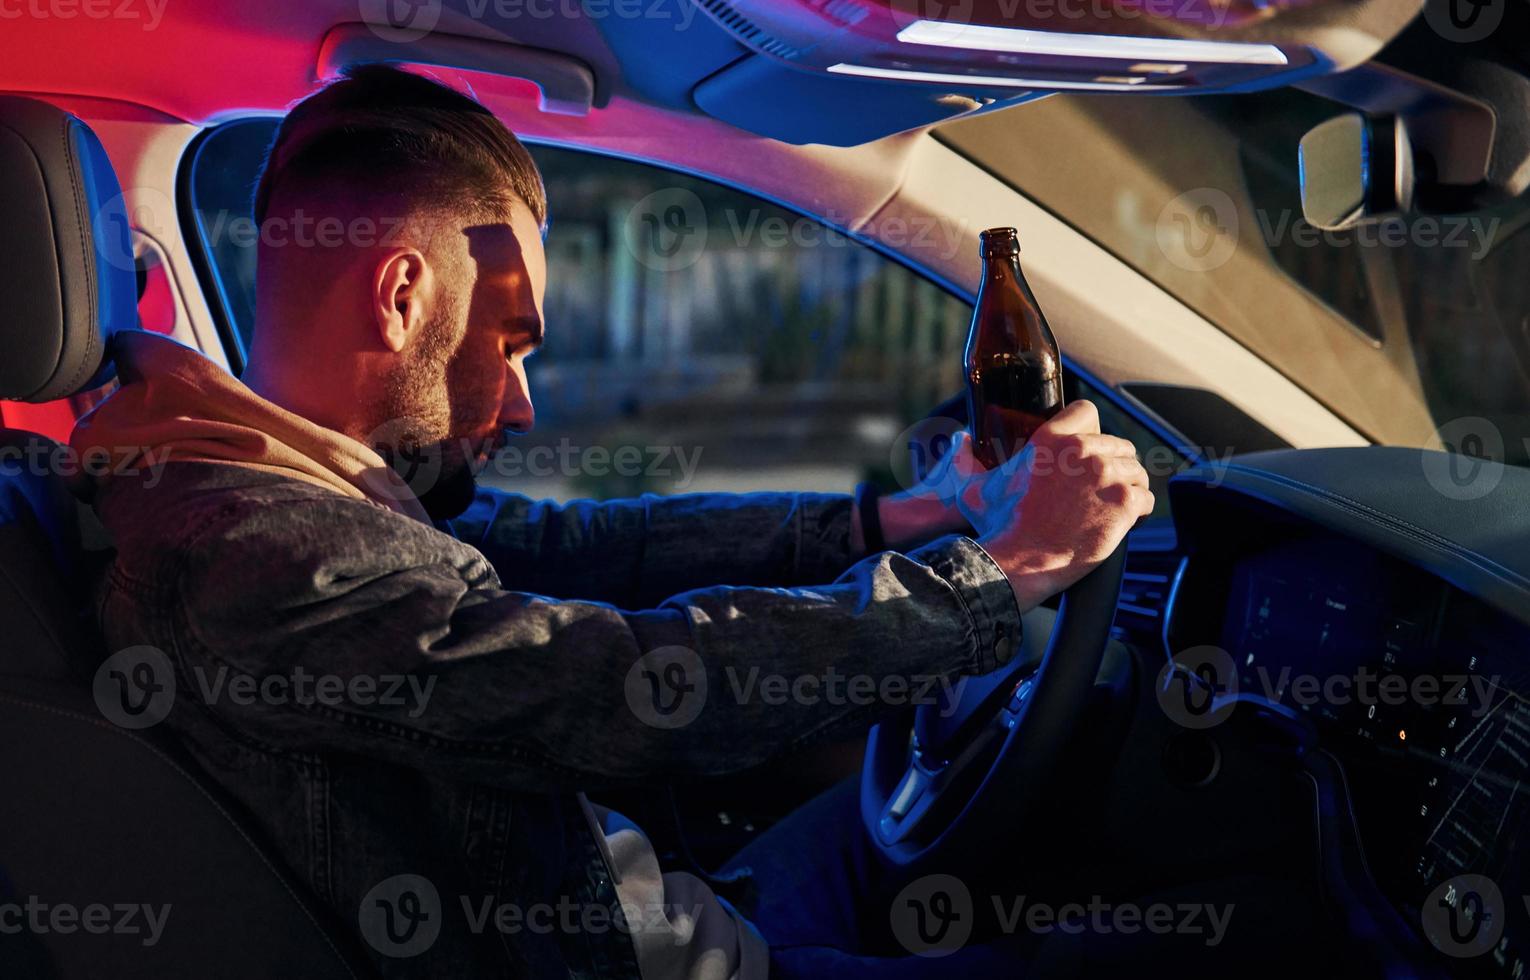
[0,0,929,238]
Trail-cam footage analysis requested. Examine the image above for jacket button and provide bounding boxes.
[993,623,1014,664]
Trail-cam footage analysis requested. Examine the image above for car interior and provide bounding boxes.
[2,0,1529,976]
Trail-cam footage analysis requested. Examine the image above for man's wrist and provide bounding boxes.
[854,482,886,555]
[980,539,1071,613]
[1003,568,1063,614]
[875,490,970,553]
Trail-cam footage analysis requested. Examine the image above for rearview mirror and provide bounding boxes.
[1299,113,1415,232]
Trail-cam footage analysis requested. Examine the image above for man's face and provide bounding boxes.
[382,199,547,517]
[445,201,547,468]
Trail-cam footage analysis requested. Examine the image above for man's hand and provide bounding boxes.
[852,402,1155,607]
[955,401,1153,611]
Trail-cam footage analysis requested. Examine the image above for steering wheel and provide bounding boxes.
[861,543,1127,870]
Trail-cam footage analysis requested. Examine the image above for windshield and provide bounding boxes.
[937,88,1530,467]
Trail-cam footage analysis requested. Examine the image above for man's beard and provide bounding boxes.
[374,436,480,522]
[409,452,479,521]
[371,309,482,521]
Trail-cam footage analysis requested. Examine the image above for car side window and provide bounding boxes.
[183,123,1181,507]
[514,144,982,501]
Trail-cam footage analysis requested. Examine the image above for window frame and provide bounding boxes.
[177,117,1195,472]
[178,115,287,375]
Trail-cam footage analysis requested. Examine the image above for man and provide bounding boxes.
[72,66,1153,977]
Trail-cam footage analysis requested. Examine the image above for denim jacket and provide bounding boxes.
[89,460,1021,977]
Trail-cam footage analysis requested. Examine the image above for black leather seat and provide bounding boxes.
[0,95,369,979]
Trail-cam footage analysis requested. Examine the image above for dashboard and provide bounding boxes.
[1166,447,1530,976]
[1221,540,1530,972]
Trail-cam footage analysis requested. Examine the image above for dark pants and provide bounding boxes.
[721,780,1044,978]
[723,779,1320,979]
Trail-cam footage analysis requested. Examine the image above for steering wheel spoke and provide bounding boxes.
[876,676,1036,847]
[862,545,1127,870]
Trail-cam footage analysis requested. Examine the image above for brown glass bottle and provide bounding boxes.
[965,227,1064,469]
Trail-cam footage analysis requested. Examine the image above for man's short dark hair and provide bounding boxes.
[252,64,546,230]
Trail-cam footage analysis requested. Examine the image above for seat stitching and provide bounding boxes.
[0,119,72,399]
[57,115,103,397]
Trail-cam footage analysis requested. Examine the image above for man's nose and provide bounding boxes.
[501,377,534,434]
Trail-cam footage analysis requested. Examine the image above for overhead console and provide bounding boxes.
[676,0,1428,144]
[330,0,1433,147]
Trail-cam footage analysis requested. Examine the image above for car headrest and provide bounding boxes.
[0,96,135,403]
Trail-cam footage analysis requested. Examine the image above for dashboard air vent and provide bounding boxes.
[1114,523,1184,644]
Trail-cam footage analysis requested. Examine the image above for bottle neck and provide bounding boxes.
[981,250,1022,280]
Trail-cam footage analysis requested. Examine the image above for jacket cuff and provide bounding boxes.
[912,535,1024,674]
[792,493,857,582]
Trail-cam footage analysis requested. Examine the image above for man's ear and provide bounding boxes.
[371,248,432,352]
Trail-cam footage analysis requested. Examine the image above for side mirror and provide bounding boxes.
[1298,113,1415,232]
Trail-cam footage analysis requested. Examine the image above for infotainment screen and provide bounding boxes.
[1218,539,1431,737]
[1219,537,1530,974]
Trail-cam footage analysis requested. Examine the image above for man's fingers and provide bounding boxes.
[1037,400,1100,437]
[1099,481,1156,514]
[1075,432,1138,459]
[1105,435,1140,459]
[1101,455,1151,489]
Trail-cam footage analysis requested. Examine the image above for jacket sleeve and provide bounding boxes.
[173,494,1021,794]
[443,489,859,607]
